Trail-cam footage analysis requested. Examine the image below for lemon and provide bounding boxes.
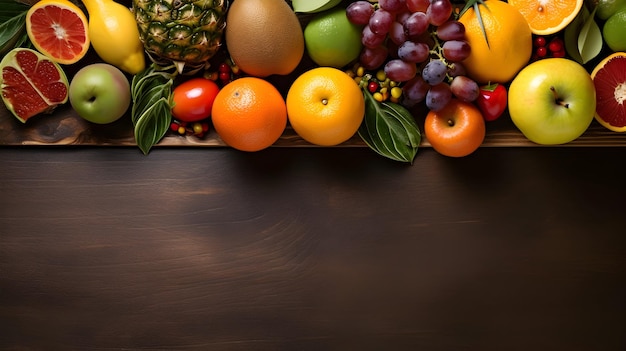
[80,0,146,74]
[603,9,626,52]
[304,7,363,69]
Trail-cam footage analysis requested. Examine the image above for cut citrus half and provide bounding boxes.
[508,0,584,35]
[0,48,69,123]
[590,52,626,132]
[26,0,90,65]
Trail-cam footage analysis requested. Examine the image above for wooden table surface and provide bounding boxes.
[1,145,625,350]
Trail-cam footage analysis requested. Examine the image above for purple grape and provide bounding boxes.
[384,59,418,82]
[360,46,389,70]
[422,59,447,85]
[379,0,407,13]
[396,11,411,24]
[397,41,430,63]
[389,21,407,45]
[427,0,453,26]
[403,12,429,37]
[425,83,452,111]
[442,40,471,62]
[406,0,429,13]
[436,20,466,41]
[369,9,394,35]
[403,75,429,102]
[447,62,467,77]
[450,76,479,102]
[362,25,386,49]
[346,1,375,26]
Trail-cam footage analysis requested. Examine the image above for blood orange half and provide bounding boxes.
[0,48,69,123]
[26,0,90,65]
[591,52,626,132]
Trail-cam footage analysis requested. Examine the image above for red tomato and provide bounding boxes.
[476,83,508,122]
[171,78,220,122]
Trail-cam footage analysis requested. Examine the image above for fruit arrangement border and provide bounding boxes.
[1,1,625,149]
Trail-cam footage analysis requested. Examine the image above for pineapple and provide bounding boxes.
[133,0,228,73]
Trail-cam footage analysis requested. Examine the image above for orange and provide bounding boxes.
[424,99,485,157]
[26,0,90,65]
[590,52,626,132]
[211,77,287,152]
[458,0,533,84]
[286,67,364,146]
[508,0,583,35]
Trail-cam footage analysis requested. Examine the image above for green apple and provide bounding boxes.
[69,63,131,124]
[292,0,342,13]
[508,58,596,145]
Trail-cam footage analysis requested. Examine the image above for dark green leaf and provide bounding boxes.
[0,11,28,56]
[358,90,421,163]
[130,63,177,154]
[134,97,173,155]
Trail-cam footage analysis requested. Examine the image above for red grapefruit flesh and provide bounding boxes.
[591,52,626,132]
[26,0,90,65]
[0,48,69,123]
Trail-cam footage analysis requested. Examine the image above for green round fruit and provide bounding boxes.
[603,9,626,52]
[596,0,626,20]
[304,7,363,69]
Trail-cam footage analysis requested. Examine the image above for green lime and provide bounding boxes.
[304,7,363,68]
[603,9,626,52]
[596,0,626,20]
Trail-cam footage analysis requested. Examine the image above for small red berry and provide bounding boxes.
[548,38,563,53]
[552,49,566,58]
[218,62,230,73]
[170,122,179,132]
[534,36,547,47]
[219,71,230,82]
[368,81,379,93]
[536,46,548,58]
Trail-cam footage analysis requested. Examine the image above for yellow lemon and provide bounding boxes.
[81,0,145,74]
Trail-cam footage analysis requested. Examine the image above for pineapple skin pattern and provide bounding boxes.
[133,0,228,67]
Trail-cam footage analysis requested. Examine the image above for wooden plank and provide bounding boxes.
[3,102,626,148]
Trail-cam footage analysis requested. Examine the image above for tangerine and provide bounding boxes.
[26,0,90,65]
[211,77,287,152]
[286,67,364,146]
[424,99,485,157]
[458,0,533,84]
[508,0,584,35]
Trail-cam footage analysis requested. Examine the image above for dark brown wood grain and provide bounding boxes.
[1,147,625,350]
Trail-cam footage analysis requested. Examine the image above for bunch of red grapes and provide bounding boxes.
[346,0,479,111]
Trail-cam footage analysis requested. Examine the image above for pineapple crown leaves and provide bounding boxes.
[457,0,490,49]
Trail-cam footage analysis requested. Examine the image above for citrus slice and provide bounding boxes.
[508,0,584,35]
[26,0,90,65]
[590,52,626,132]
[0,48,69,123]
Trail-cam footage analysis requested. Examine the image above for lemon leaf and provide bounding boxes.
[457,0,490,49]
[358,89,421,164]
[577,7,602,64]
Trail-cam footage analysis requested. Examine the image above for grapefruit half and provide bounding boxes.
[0,48,69,123]
[26,0,90,65]
[591,52,626,132]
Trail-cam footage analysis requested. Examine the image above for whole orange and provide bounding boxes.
[211,77,287,152]
[286,67,364,146]
[424,99,485,157]
[458,0,533,84]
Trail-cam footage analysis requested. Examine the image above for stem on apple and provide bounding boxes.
[550,86,569,108]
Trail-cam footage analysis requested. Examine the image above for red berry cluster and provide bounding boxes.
[204,59,242,86]
[532,35,566,61]
[170,121,210,138]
